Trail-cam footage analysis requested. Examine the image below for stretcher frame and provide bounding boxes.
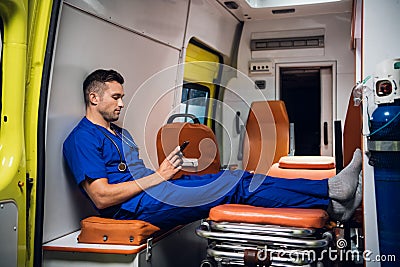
[196,220,334,267]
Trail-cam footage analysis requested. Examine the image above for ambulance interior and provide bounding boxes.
[38,0,400,266]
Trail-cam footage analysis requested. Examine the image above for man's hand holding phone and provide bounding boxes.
[157,146,183,180]
[156,141,189,180]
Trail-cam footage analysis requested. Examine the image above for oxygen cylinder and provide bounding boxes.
[368,58,400,265]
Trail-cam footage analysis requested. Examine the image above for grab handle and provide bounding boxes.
[323,122,328,145]
[167,113,200,124]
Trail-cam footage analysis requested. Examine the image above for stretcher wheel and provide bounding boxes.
[200,258,218,267]
[244,249,270,267]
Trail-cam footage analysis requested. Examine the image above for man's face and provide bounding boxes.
[97,81,124,122]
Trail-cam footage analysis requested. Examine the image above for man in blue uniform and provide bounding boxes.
[63,69,362,230]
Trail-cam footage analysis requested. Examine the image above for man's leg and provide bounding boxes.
[127,195,233,230]
[118,170,330,229]
[116,171,245,229]
[238,175,330,209]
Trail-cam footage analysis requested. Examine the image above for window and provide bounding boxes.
[180,83,210,124]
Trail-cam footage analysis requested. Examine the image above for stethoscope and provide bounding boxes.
[95,124,137,172]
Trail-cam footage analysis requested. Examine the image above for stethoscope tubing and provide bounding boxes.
[94,124,128,172]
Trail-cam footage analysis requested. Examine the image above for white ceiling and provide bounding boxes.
[216,0,353,21]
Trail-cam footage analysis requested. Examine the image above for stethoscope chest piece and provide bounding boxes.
[95,124,130,173]
[118,162,127,172]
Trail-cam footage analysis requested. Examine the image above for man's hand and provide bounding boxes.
[156,146,183,180]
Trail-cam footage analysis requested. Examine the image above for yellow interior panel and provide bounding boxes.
[0,1,28,266]
[184,41,221,127]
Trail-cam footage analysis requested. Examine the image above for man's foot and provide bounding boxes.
[327,173,362,221]
[328,149,362,201]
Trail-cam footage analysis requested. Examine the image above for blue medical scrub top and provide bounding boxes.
[63,117,155,216]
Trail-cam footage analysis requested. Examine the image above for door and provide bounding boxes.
[0,2,28,266]
[278,65,334,156]
[0,1,57,266]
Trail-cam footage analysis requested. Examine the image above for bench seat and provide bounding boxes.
[42,221,208,267]
[43,230,147,255]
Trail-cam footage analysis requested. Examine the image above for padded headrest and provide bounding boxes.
[242,101,289,174]
[156,122,220,178]
[343,93,362,167]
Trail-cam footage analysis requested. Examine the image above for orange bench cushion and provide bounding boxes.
[278,156,335,169]
[78,216,160,246]
[267,163,336,179]
[209,204,329,228]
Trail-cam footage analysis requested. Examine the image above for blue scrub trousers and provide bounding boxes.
[114,170,329,229]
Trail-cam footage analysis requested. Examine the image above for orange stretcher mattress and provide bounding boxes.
[209,204,329,229]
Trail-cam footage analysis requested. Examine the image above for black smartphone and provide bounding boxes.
[180,141,190,152]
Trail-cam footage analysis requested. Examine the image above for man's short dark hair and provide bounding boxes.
[83,69,125,106]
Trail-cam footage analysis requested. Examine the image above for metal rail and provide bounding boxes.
[209,221,316,237]
[196,225,332,249]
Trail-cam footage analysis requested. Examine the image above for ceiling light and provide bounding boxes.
[246,0,341,8]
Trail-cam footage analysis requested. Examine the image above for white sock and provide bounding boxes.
[328,148,362,201]
[328,174,362,222]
